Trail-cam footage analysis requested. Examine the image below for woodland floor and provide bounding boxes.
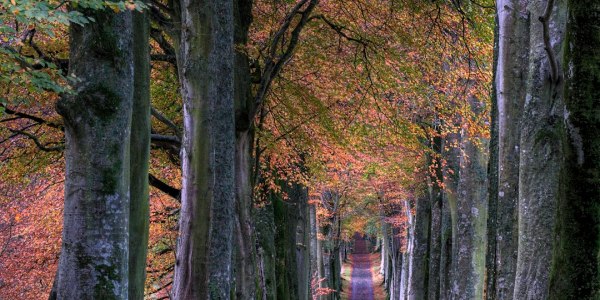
[341,239,386,300]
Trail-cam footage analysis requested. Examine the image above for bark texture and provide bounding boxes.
[452,99,489,299]
[548,1,600,298]
[128,8,151,300]
[56,9,134,299]
[513,1,567,298]
[172,0,235,298]
[407,194,430,300]
[486,2,530,299]
[233,0,257,298]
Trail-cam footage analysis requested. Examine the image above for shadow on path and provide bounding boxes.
[350,238,374,300]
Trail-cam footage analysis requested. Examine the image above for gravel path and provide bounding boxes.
[350,238,374,300]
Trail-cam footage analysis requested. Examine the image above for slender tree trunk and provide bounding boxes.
[310,203,319,296]
[438,191,452,300]
[407,194,430,300]
[255,199,277,299]
[296,186,311,299]
[548,1,600,297]
[128,7,151,300]
[55,9,134,299]
[172,0,235,298]
[399,200,413,299]
[486,2,530,299]
[427,136,443,300]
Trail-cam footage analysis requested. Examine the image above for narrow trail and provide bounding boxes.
[350,238,375,300]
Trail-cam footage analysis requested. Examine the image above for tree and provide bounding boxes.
[171,0,236,298]
[128,5,151,299]
[55,7,134,298]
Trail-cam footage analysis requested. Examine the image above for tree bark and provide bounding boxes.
[452,95,489,300]
[171,0,236,298]
[513,1,567,298]
[486,1,530,299]
[55,9,134,299]
[427,136,443,300]
[407,194,430,300]
[548,1,600,298]
[233,0,257,298]
[128,7,151,300]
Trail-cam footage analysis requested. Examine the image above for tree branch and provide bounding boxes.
[8,128,64,152]
[539,0,560,84]
[149,173,180,200]
[151,107,181,138]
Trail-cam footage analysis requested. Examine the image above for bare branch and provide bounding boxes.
[151,107,181,138]
[8,128,64,152]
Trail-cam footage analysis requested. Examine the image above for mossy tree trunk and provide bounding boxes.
[128,7,151,300]
[513,1,567,298]
[548,1,600,298]
[452,95,489,299]
[56,9,134,299]
[171,0,236,298]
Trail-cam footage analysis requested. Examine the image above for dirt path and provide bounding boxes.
[350,238,375,300]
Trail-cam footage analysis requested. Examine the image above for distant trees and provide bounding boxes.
[1,0,598,299]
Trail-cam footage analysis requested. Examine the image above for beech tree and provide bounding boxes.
[55,8,134,298]
[171,0,236,298]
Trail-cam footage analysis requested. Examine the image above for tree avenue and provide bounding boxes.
[0,0,598,299]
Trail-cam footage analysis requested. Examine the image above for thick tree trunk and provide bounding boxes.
[172,1,235,298]
[128,8,151,300]
[233,0,257,298]
[441,133,460,300]
[486,2,530,299]
[513,1,567,299]
[548,2,600,298]
[56,10,134,299]
[452,97,489,299]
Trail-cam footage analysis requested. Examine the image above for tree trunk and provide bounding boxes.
[172,0,236,298]
[427,136,443,300]
[438,192,453,300]
[310,203,319,297]
[441,133,460,300]
[452,95,489,299]
[407,194,430,300]
[128,7,151,300]
[513,1,567,298]
[399,200,413,299]
[55,9,134,299]
[233,0,257,298]
[548,1,600,298]
[486,1,530,299]
[255,200,277,299]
